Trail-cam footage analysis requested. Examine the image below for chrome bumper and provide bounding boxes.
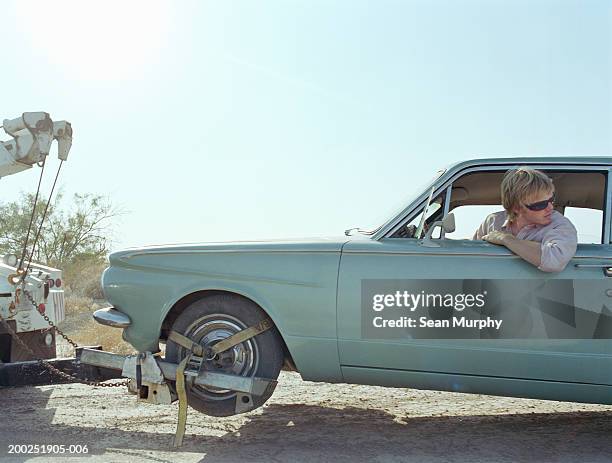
[93,307,131,328]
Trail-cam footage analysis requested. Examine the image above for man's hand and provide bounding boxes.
[482,230,513,246]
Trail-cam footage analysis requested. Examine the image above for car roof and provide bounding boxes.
[445,156,612,173]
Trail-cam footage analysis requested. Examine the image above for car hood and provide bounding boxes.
[108,236,363,264]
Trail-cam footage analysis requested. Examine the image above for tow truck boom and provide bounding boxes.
[0,111,73,179]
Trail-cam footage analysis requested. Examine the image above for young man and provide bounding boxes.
[473,168,577,272]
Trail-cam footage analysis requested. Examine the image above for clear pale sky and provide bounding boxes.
[1,0,610,250]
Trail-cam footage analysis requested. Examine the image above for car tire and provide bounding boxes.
[165,294,284,417]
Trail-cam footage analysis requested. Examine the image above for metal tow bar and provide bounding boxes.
[168,317,274,447]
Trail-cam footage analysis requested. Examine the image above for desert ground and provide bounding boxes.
[1,368,611,463]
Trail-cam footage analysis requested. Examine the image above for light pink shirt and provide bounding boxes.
[473,210,578,272]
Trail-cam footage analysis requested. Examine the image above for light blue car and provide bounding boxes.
[98,157,612,416]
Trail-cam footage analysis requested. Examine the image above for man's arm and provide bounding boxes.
[502,235,542,267]
[482,231,542,267]
[538,219,578,272]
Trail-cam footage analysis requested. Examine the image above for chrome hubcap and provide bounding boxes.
[180,314,258,401]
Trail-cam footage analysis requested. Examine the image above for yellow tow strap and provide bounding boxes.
[209,318,272,356]
[168,331,204,357]
[173,353,192,448]
[169,317,273,447]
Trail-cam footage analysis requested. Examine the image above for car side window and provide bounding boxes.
[389,169,609,243]
[444,169,608,245]
[563,207,603,244]
[444,205,502,240]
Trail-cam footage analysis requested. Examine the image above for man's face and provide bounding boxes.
[516,188,555,226]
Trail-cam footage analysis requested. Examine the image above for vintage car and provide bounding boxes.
[97,157,612,416]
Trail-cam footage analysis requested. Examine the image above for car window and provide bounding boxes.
[388,168,609,242]
[447,205,605,243]
[445,205,502,240]
[563,207,603,244]
[392,192,446,238]
[441,169,608,245]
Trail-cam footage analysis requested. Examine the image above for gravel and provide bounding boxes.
[1,371,611,462]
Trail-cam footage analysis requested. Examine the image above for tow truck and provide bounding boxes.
[0,112,71,362]
[0,112,119,387]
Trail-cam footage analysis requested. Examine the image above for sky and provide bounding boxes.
[0,0,610,250]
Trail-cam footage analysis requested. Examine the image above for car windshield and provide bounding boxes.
[348,168,446,235]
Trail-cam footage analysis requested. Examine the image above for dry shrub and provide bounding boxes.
[64,294,96,318]
[62,255,108,299]
[68,318,136,356]
[62,294,136,355]
[58,258,140,357]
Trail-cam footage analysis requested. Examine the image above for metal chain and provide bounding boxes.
[24,290,79,349]
[0,292,128,388]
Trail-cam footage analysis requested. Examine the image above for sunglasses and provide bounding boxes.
[524,194,555,211]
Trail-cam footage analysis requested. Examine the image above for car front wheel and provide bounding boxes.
[165,294,284,416]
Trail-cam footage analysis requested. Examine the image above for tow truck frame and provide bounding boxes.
[0,346,122,387]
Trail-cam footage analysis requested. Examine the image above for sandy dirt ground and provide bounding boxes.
[1,369,611,463]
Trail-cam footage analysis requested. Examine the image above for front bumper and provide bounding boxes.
[93,307,131,328]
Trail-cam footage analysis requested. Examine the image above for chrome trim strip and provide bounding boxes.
[443,185,452,217]
[440,185,452,239]
[575,264,612,268]
[120,249,341,259]
[93,307,131,328]
[343,250,612,259]
[344,250,518,258]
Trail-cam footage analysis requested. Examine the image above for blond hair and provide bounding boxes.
[501,168,554,221]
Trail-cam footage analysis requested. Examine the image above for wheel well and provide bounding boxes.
[160,290,296,370]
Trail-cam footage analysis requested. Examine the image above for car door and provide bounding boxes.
[336,167,612,392]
